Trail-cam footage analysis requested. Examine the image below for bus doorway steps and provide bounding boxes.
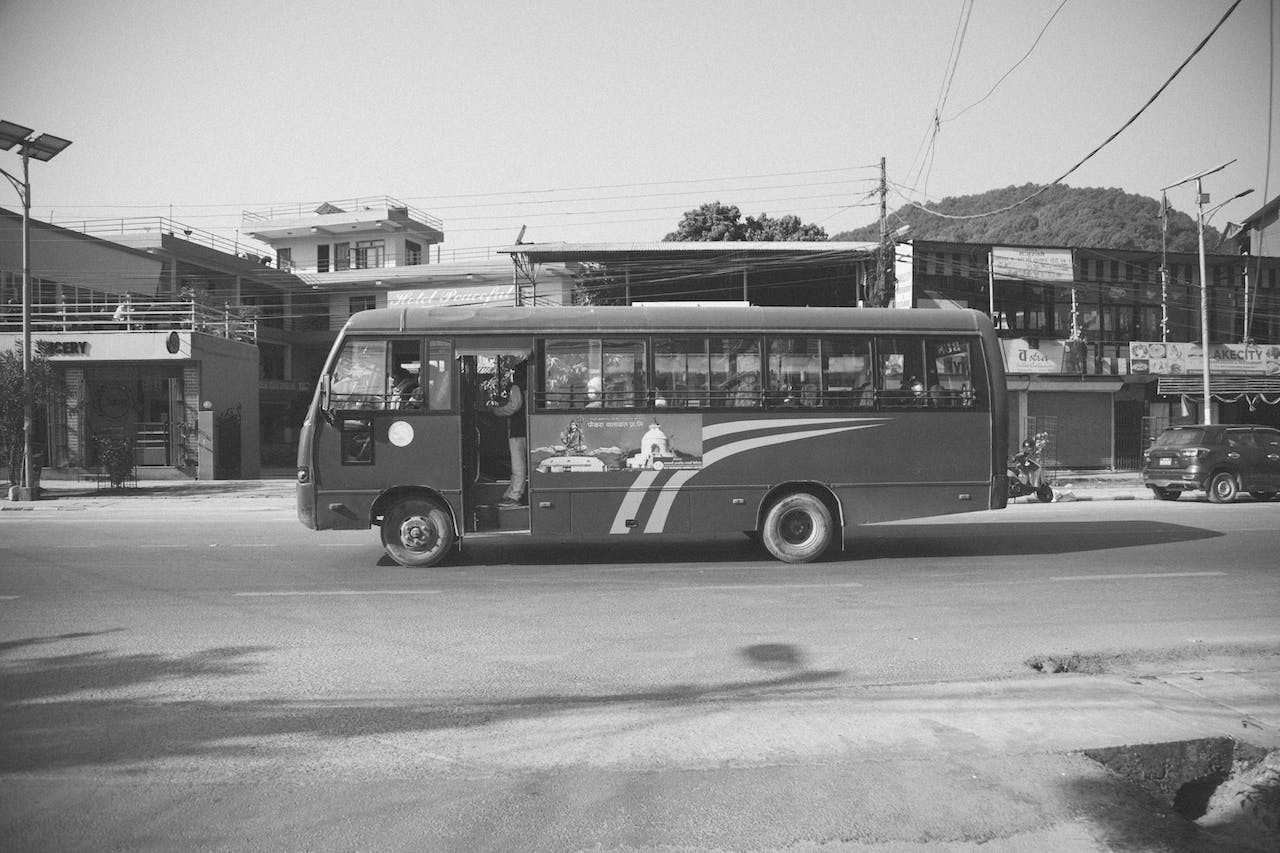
[472,503,529,533]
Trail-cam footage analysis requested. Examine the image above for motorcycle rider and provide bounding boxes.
[1012,438,1038,485]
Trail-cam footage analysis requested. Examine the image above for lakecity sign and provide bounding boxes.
[1129,341,1280,376]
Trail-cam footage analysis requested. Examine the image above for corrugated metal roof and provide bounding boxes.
[296,260,572,289]
[496,241,879,258]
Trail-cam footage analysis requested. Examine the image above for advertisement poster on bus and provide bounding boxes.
[1129,341,1280,376]
[530,414,703,474]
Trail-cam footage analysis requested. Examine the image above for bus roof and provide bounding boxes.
[342,304,993,336]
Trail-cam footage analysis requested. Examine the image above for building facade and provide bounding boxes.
[897,236,1280,468]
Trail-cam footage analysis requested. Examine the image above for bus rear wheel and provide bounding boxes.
[381,498,455,567]
[760,493,833,564]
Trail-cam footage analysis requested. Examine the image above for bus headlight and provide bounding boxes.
[297,467,311,484]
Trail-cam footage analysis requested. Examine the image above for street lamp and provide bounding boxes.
[1161,161,1238,427]
[0,120,72,501]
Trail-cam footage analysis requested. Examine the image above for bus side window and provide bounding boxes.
[425,339,452,410]
[823,336,871,409]
[874,336,926,408]
[602,338,646,408]
[710,336,760,408]
[654,337,707,409]
[542,339,592,408]
[767,337,819,407]
[925,337,981,408]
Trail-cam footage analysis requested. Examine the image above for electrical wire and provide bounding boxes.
[943,0,1068,124]
[901,0,1246,222]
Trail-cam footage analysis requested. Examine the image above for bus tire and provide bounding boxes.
[381,498,455,567]
[760,493,833,564]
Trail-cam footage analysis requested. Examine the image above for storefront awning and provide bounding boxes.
[1009,377,1125,393]
[1158,376,1280,396]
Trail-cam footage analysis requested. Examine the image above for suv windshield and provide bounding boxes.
[1154,428,1206,447]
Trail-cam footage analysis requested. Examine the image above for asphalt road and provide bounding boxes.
[2,497,1279,851]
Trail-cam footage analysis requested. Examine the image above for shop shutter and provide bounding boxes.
[1027,391,1112,468]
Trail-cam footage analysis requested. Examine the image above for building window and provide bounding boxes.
[349,295,375,316]
[406,240,422,266]
[354,240,385,270]
[317,244,330,273]
[276,248,293,271]
[335,242,350,271]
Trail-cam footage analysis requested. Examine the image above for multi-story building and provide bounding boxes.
[7,190,1277,481]
[1,198,578,480]
[896,235,1280,468]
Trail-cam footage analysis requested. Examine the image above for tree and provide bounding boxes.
[665,202,745,241]
[0,346,60,487]
[664,203,828,242]
[743,213,828,242]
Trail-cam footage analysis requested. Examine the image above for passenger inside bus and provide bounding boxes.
[390,367,419,409]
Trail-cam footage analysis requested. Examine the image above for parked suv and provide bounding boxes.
[1143,424,1280,503]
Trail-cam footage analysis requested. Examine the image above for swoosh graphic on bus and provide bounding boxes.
[626,419,889,534]
[610,469,662,534]
[702,417,890,442]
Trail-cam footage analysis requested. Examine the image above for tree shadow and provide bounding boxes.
[0,636,841,773]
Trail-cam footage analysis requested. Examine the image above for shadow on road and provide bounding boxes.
[0,633,839,773]
[369,519,1222,569]
[853,520,1221,560]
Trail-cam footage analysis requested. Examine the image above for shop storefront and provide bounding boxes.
[0,326,260,479]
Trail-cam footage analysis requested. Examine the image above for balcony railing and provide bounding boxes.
[0,300,257,343]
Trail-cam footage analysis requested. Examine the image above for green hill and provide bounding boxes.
[831,184,1220,253]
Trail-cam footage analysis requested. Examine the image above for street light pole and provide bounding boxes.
[1162,160,1235,428]
[1,120,72,501]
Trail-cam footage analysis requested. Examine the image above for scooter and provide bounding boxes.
[1007,441,1054,502]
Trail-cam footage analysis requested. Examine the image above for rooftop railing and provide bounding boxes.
[61,217,275,261]
[241,196,443,231]
[0,300,257,343]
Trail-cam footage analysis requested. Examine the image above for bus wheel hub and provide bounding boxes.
[401,516,436,550]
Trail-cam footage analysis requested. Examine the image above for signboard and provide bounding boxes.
[1001,338,1076,374]
[386,284,516,308]
[991,247,1074,282]
[1129,341,1280,376]
[893,242,913,309]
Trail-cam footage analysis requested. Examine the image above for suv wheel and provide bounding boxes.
[1208,472,1238,504]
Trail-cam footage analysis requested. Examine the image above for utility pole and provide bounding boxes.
[876,156,888,307]
[1159,192,1169,342]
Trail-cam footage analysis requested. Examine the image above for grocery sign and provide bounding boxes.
[1129,341,1280,376]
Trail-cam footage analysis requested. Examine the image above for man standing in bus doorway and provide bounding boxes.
[492,357,527,507]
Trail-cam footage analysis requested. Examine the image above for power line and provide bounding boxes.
[942,0,1068,124]
[900,0,1245,222]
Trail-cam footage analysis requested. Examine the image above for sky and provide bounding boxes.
[0,0,1275,259]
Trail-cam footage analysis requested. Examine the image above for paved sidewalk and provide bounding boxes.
[7,470,1155,510]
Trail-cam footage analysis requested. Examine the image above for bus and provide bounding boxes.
[296,304,1008,567]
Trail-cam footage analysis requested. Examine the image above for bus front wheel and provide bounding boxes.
[381,498,455,568]
[760,493,833,563]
